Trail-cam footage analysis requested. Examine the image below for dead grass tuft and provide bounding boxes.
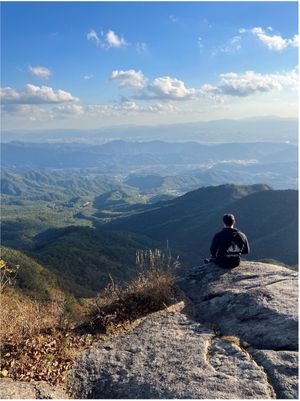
[220,335,241,347]
[85,249,180,333]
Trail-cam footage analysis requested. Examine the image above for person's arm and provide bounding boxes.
[241,235,250,254]
[210,234,219,258]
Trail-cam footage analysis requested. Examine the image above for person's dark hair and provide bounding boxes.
[223,213,236,227]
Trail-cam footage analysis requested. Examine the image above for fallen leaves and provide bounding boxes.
[0,330,99,385]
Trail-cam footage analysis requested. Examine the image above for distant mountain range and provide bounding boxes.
[2,140,297,171]
[2,140,297,190]
[1,170,119,201]
[107,184,298,266]
[2,117,298,144]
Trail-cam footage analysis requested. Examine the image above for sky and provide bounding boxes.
[1,1,298,131]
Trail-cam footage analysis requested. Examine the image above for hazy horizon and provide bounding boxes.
[1,115,297,145]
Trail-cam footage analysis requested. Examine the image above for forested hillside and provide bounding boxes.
[30,226,155,297]
[107,184,298,266]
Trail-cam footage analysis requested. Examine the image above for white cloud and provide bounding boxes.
[254,30,287,51]
[84,74,93,80]
[52,104,85,116]
[148,103,178,113]
[2,103,85,121]
[110,68,298,102]
[198,69,297,99]
[199,84,224,103]
[2,104,39,114]
[112,73,200,101]
[219,69,298,97]
[148,76,198,100]
[289,34,299,48]
[110,70,147,90]
[87,101,141,114]
[87,29,127,49]
[0,84,79,104]
[106,30,126,48]
[87,29,100,45]
[241,27,298,51]
[1,104,54,121]
[8,69,294,122]
[28,65,52,79]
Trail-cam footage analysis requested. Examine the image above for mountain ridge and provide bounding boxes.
[106,184,297,266]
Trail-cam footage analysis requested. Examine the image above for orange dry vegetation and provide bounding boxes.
[0,249,180,384]
[86,249,180,333]
[1,288,65,342]
[1,329,97,385]
[0,287,99,384]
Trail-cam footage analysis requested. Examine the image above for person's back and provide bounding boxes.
[210,214,249,268]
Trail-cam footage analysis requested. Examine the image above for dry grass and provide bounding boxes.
[220,335,241,347]
[0,248,180,383]
[0,287,95,384]
[0,257,62,343]
[85,249,180,333]
[0,256,90,383]
[0,287,69,344]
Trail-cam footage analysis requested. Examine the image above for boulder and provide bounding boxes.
[0,378,68,399]
[69,307,275,399]
[179,261,298,350]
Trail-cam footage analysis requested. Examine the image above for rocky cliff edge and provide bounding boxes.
[68,261,298,399]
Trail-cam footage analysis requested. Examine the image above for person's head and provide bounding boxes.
[223,213,236,228]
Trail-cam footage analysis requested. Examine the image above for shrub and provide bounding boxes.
[85,249,180,333]
[0,258,19,293]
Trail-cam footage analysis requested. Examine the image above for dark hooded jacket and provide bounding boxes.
[210,227,249,268]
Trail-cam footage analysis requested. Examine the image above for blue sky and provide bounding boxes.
[1,1,298,131]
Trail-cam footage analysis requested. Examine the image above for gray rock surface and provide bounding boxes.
[178,261,298,399]
[69,261,298,399]
[0,378,68,399]
[69,308,275,399]
[250,349,298,399]
[179,261,298,350]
